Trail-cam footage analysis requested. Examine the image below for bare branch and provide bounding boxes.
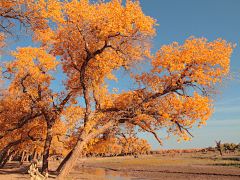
[129,120,163,146]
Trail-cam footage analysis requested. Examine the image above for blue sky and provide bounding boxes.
[131,0,240,150]
[3,0,239,150]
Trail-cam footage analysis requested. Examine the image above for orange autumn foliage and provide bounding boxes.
[0,0,236,179]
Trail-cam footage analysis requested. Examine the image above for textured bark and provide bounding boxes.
[56,119,117,180]
[56,130,88,179]
[56,150,72,173]
[41,121,54,175]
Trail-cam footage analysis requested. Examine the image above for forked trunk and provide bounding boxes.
[41,121,54,175]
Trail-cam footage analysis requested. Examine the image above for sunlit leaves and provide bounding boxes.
[136,36,234,92]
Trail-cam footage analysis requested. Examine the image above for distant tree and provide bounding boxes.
[215,140,225,156]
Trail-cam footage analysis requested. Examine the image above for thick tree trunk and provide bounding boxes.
[56,150,72,173]
[56,119,117,180]
[41,121,54,176]
[56,130,88,179]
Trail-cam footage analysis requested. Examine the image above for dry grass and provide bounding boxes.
[90,152,240,168]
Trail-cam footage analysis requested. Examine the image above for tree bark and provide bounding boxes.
[41,121,54,175]
[56,119,117,180]
[56,150,72,173]
[0,150,8,168]
[56,130,88,179]
[0,150,15,168]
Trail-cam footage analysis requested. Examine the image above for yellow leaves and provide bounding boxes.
[6,47,57,94]
[142,91,214,143]
[0,33,7,55]
[177,138,182,143]
[48,0,156,90]
[136,36,234,92]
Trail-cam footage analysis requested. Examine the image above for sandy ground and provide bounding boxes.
[87,163,240,180]
[0,161,112,180]
[1,155,240,180]
[85,155,240,180]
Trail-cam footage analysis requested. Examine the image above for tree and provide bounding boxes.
[0,0,51,38]
[0,0,235,179]
[48,1,234,179]
[0,0,60,172]
[215,140,225,156]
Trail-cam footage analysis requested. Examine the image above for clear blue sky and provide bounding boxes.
[3,0,240,150]
[131,0,240,150]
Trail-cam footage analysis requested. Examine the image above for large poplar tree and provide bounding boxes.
[0,0,236,179]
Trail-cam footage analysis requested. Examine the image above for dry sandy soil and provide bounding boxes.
[1,154,240,180]
[0,161,111,180]
[87,162,240,180]
[83,154,240,180]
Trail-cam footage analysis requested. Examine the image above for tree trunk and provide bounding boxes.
[41,121,54,176]
[0,139,22,161]
[56,119,117,180]
[25,154,29,162]
[0,151,8,167]
[56,150,72,173]
[20,151,25,165]
[0,150,15,168]
[33,150,38,162]
[56,130,88,179]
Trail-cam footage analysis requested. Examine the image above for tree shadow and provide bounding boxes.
[0,161,30,174]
